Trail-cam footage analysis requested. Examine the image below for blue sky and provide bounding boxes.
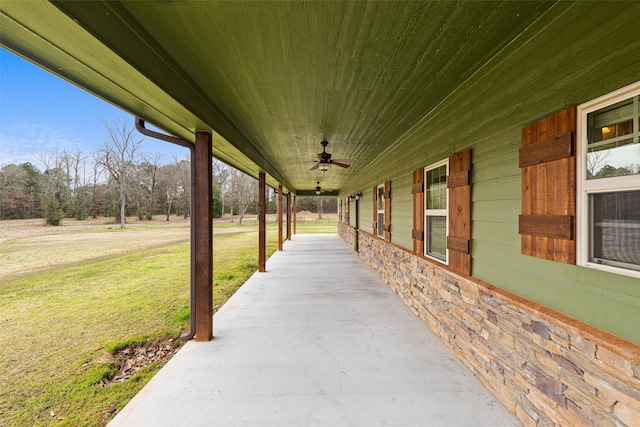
[0,49,188,169]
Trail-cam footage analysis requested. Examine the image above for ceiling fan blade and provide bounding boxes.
[331,159,354,164]
[310,163,321,170]
[332,161,351,168]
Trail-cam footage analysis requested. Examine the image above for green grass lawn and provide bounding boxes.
[294,217,337,234]
[0,227,286,426]
[213,216,337,234]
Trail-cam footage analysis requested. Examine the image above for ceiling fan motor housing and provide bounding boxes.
[318,140,332,162]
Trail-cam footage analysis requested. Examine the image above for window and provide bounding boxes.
[577,82,640,278]
[345,197,350,224]
[372,181,392,241]
[413,150,471,274]
[424,160,449,263]
[376,184,385,238]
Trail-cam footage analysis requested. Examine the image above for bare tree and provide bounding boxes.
[35,150,68,225]
[158,162,179,221]
[317,196,323,219]
[213,159,231,217]
[228,169,257,225]
[141,152,164,218]
[64,149,86,219]
[88,151,104,217]
[98,118,143,228]
[129,162,146,220]
[174,157,191,219]
[586,149,611,178]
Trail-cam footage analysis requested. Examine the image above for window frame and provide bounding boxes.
[576,81,640,279]
[376,183,385,238]
[423,158,449,264]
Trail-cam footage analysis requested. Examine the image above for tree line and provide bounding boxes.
[0,119,336,225]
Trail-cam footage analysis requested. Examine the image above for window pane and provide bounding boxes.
[587,95,639,179]
[377,186,385,211]
[590,191,640,271]
[377,212,384,237]
[426,164,447,209]
[426,216,446,261]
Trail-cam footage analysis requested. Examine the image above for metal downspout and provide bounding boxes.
[135,118,196,341]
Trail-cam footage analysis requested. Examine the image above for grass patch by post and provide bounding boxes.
[0,228,278,426]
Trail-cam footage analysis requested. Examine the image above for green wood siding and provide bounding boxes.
[390,173,413,250]
[360,189,373,235]
[341,2,640,343]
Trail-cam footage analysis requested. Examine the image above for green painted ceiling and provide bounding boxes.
[0,0,556,194]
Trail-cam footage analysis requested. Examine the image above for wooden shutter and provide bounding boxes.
[412,168,424,255]
[519,107,576,264]
[447,149,472,275]
[384,180,391,242]
[372,186,377,232]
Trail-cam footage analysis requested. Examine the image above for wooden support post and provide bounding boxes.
[286,192,292,240]
[258,172,266,272]
[355,196,360,252]
[277,185,283,251]
[194,131,213,342]
[293,195,297,234]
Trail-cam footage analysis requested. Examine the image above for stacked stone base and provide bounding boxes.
[338,222,640,427]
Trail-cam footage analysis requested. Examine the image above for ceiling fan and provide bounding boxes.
[310,140,354,171]
[315,182,332,195]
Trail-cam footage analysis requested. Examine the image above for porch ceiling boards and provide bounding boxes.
[0,1,555,193]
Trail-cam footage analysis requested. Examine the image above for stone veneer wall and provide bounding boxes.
[339,221,355,250]
[338,222,640,427]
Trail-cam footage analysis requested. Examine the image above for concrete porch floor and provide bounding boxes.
[109,234,520,426]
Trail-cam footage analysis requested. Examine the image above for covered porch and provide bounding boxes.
[109,234,518,426]
[2,2,639,425]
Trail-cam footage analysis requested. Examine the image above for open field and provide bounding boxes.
[0,216,191,281]
[0,214,336,281]
[0,214,336,426]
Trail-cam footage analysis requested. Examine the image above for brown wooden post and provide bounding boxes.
[258,172,266,272]
[194,131,213,342]
[286,192,292,240]
[293,195,297,234]
[277,185,283,251]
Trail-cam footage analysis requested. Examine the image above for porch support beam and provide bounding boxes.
[258,172,266,272]
[355,195,360,252]
[286,192,292,241]
[194,131,213,342]
[293,195,297,234]
[278,185,283,251]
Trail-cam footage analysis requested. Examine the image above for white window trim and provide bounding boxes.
[576,81,640,279]
[345,197,350,224]
[376,184,385,238]
[424,158,449,265]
